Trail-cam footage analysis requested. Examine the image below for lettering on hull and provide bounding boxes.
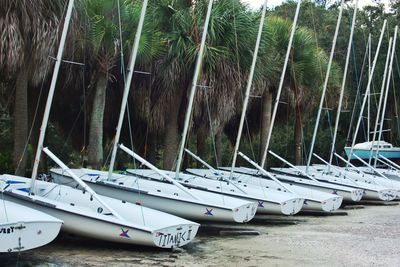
[0,226,15,234]
[156,229,193,247]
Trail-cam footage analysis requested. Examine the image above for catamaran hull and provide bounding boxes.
[1,175,199,248]
[50,171,257,223]
[0,200,62,252]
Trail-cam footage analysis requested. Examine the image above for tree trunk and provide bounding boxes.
[196,127,207,167]
[13,69,29,176]
[215,131,222,167]
[163,88,184,170]
[29,86,47,174]
[294,104,303,165]
[259,89,273,163]
[87,74,108,169]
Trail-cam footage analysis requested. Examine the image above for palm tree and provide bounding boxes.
[136,0,256,168]
[0,0,65,175]
[256,16,291,162]
[287,27,341,164]
[191,0,258,164]
[81,0,157,168]
[80,0,120,168]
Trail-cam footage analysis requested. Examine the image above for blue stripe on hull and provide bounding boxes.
[344,148,400,160]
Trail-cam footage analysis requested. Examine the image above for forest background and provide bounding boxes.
[1,0,400,176]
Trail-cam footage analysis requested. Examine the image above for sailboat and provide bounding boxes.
[0,195,62,252]
[188,0,347,213]
[345,22,400,162]
[274,10,398,201]
[344,141,400,160]
[51,0,258,223]
[1,0,200,248]
[126,168,304,215]
[111,0,305,216]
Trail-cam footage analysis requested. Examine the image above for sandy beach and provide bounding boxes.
[2,202,400,267]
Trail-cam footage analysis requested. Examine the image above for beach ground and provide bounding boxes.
[2,202,400,267]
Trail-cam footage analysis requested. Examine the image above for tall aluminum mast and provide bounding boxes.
[346,20,387,167]
[306,0,345,173]
[175,0,214,178]
[107,0,149,179]
[229,0,268,178]
[31,0,75,192]
[260,0,302,168]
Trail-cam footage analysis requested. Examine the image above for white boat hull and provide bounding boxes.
[0,175,199,248]
[272,166,397,201]
[50,168,257,223]
[222,167,364,202]
[0,200,62,252]
[127,169,304,216]
[188,169,343,212]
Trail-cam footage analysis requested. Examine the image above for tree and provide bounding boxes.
[81,0,156,168]
[0,0,65,175]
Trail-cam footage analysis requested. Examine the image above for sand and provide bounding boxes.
[2,202,400,267]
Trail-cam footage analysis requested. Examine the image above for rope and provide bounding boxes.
[1,187,8,222]
[393,52,400,140]
[204,87,219,167]
[346,36,369,145]
[82,60,87,165]
[15,0,72,171]
[60,66,88,157]
[15,61,51,173]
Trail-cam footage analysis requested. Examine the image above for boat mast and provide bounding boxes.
[374,26,398,167]
[367,34,372,142]
[107,0,148,180]
[229,0,268,179]
[31,0,75,192]
[305,0,345,173]
[328,0,358,170]
[368,37,393,165]
[346,20,387,167]
[260,0,302,169]
[175,0,214,178]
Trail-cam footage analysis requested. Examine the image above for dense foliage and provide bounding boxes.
[1,0,399,175]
